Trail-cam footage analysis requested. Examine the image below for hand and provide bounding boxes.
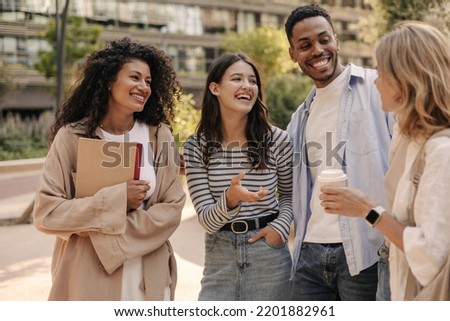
[319,186,376,217]
[248,225,284,246]
[127,180,150,210]
[225,172,269,209]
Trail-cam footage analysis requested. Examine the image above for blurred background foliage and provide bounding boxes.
[2,0,449,160]
[172,92,201,147]
[0,112,52,160]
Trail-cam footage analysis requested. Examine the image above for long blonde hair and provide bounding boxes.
[375,21,450,140]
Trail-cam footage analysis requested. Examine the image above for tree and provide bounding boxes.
[380,0,429,27]
[358,0,448,45]
[172,92,201,148]
[222,25,296,89]
[222,25,311,128]
[34,15,102,102]
[55,0,70,110]
[0,62,16,100]
[171,92,201,175]
[357,0,387,46]
[265,73,312,130]
[425,1,450,34]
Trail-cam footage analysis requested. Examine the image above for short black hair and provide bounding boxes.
[284,4,334,44]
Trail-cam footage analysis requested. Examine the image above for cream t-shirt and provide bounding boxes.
[304,67,349,243]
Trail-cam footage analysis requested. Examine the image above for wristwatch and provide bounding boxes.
[365,206,385,227]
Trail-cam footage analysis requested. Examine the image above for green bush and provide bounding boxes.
[172,93,200,148]
[0,112,52,160]
[266,73,313,129]
[0,94,200,161]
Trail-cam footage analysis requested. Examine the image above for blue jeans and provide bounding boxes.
[290,242,378,301]
[199,229,292,301]
[376,242,391,301]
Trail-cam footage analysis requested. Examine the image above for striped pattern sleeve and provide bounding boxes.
[183,135,241,234]
[267,127,294,242]
[183,128,293,241]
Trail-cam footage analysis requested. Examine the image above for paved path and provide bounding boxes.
[0,171,204,301]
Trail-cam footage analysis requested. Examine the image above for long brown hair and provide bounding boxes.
[196,53,272,170]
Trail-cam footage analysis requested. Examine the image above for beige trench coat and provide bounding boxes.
[33,122,186,300]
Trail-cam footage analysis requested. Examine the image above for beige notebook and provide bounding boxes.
[75,137,142,198]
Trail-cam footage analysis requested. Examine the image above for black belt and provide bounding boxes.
[221,213,278,234]
[320,243,342,248]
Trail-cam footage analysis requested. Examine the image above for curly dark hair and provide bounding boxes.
[49,37,181,142]
[196,53,271,170]
[284,4,334,46]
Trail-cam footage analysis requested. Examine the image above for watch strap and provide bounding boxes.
[365,206,385,227]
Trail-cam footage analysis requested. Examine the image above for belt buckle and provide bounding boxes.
[230,221,248,234]
[378,243,390,259]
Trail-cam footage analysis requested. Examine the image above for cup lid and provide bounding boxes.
[318,169,347,182]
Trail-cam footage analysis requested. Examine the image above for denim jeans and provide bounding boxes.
[199,229,292,301]
[376,242,391,301]
[290,242,378,301]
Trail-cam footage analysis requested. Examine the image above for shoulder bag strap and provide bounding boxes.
[404,142,425,300]
[407,128,450,226]
[404,128,450,300]
[407,146,425,227]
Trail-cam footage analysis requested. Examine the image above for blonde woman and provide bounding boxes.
[319,21,450,300]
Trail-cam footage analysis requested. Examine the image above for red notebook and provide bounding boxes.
[75,137,142,198]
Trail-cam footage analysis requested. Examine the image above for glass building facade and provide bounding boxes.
[0,0,373,113]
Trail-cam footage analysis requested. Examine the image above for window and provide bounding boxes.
[237,11,256,33]
[202,7,236,34]
[166,4,202,35]
[2,36,17,64]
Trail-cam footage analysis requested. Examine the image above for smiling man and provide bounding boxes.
[285,4,395,301]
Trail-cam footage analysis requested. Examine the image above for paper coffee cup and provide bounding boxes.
[318,169,347,187]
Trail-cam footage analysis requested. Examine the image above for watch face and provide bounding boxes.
[366,210,380,225]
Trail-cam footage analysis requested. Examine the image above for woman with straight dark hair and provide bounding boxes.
[184,53,293,300]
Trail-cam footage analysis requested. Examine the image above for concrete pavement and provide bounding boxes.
[0,174,204,301]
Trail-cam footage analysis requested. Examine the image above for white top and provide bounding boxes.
[304,66,349,243]
[101,121,160,301]
[102,121,156,199]
[390,135,450,300]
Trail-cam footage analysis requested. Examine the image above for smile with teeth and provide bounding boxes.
[131,93,145,102]
[236,94,251,100]
[311,58,329,68]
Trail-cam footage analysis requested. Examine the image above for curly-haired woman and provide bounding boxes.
[33,37,186,300]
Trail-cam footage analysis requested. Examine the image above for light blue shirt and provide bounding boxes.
[286,64,395,276]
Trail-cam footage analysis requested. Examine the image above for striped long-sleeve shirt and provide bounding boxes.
[183,126,293,242]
